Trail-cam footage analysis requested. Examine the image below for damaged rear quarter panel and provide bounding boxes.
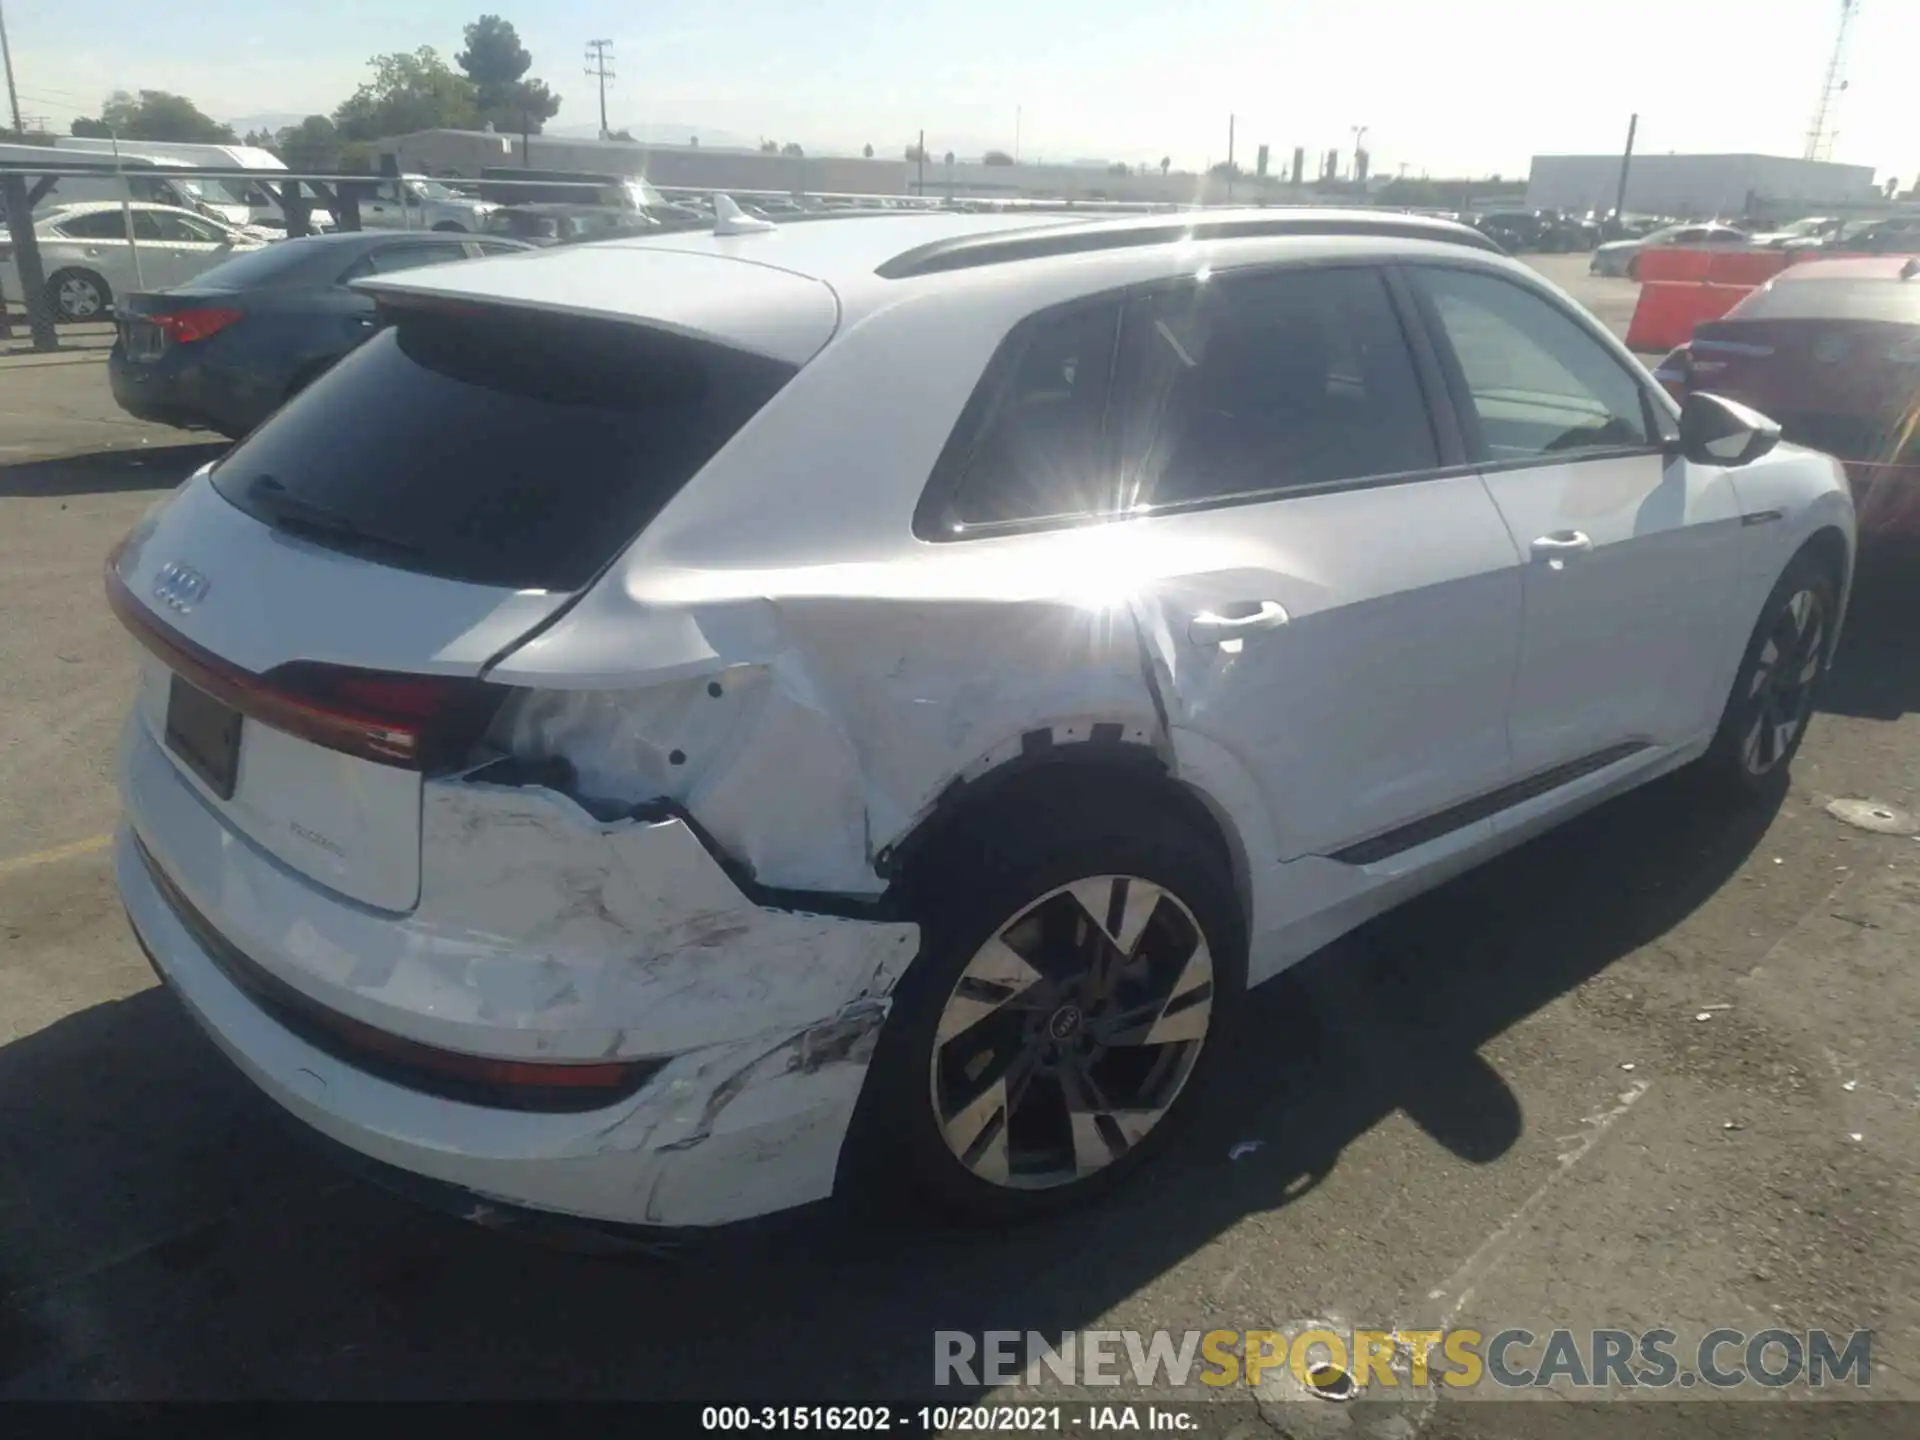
[399,781,922,1056]
[488,589,1166,895]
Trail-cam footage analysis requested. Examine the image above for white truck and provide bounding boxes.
[52,139,333,232]
[351,174,496,233]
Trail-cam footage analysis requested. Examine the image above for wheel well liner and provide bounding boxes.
[877,738,1247,929]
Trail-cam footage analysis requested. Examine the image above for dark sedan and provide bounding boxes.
[108,230,533,439]
[1655,256,1920,542]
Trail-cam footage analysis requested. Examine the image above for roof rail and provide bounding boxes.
[874,210,1502,280]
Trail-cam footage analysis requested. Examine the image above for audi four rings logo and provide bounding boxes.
[151,563,210,613]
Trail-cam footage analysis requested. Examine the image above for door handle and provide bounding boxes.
[1189,601,1289,647]
[1530,530,1594,561]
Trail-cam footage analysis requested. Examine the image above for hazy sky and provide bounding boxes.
[4,0,1913,181]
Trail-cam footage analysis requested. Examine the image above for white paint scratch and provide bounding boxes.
[1425,1078,1652,1318]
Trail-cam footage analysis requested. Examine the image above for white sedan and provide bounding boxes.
[109,205,1856,1233]
[0,201,267,321]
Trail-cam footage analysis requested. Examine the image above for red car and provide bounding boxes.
[1656,256,1920,542]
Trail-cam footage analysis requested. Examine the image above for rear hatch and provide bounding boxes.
[112,249,832,912]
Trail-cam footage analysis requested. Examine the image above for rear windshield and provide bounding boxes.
[185,242,325,290]
[1734,279,1920,325]
[210,306,795,590]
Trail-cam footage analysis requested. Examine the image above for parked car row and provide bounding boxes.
[107,228,531,437]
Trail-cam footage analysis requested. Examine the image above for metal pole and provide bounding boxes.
[1612,112,1639,228]
[917,128,925,195]
[110,128,144,291]
[1014,105,1021,163]
[0,0,23,136]
[3,171,54,349]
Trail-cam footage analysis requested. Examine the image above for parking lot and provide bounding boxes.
[1,254,1916,1419]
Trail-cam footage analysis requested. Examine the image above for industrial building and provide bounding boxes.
[384,128,1310,206]
[1525,153,1877,219]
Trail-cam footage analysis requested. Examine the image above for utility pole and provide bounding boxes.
[1014,105,1021,163]
[0,0,24,135]
[1612,112,1638,227]
[585,39,615,140]
[1350,125,1369,183]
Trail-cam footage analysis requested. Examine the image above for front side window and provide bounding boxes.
[1414,266,1652,461]
[1112,265,1439,508]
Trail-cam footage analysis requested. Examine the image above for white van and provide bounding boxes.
[52,139,333,231]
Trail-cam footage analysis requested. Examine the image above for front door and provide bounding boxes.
[1408,264,1743,779]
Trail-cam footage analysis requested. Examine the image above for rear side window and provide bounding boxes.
[1113,265,1439,507]
[344,242,472,278]
[210,308,795,590]
[54,211,127,239]
[942,299,1121,527]
[1414,266,1652,461]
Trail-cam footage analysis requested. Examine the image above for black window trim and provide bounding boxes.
[913,256,1471,543]
[1396,256,1677,478]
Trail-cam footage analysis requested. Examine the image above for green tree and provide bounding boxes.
[780,142,804,158]
[983,149,1014,166]
[71,90,238,143]
[275,116,344,172]
[1159,155,1171,176]
[456,15,561,135]
[241,128,278,150]
[760,139,779,153]
[334,48,480,142]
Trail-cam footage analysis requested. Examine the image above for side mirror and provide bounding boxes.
[1679,391,1781,467]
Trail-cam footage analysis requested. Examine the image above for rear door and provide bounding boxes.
[1087,264,1521,862]
[1407,263,1743,780]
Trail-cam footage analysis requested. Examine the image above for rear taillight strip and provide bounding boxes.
[106,558,442,769]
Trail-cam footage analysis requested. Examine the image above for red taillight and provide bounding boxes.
[104,560,508,770]
[150,307,244,345]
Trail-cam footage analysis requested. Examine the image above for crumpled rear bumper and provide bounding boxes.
[116,714,922,1229]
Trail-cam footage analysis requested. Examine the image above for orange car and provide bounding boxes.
[1656,256,1920,542]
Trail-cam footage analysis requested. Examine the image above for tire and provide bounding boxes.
[1697,552,1839,797]
[47,268,111,322]
[850,790,1246,1223]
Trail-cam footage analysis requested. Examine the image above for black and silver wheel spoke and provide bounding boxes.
[1740,588,1824,777]
[931,874,1214,1190]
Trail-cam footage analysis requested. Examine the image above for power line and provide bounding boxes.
[584,38,615,140]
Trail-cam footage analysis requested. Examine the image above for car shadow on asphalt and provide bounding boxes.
[1820,548,1920,721]
[0,442,228,499]
[0,772,1779,1401]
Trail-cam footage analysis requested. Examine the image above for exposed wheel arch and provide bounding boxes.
[880,740,1249,938]
[430,220,468,232]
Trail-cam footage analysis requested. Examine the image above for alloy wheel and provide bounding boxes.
[56,275,104,320]
[928,875,1215,1190]
[1739,586,1826,776]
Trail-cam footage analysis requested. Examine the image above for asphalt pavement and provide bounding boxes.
[0,267,1915,1424]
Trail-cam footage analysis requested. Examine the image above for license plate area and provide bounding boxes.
[123,320,166,361]
[164,674,241,800]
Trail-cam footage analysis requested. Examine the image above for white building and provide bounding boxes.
[1526,153,1877,218]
